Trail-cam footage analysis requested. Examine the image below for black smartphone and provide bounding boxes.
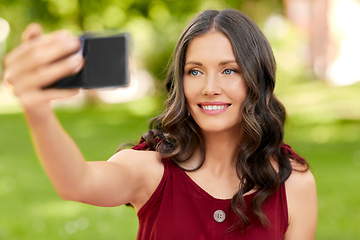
[51,33,130,89]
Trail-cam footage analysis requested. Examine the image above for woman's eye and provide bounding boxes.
[224,69,234,75]
[190,70,200,76]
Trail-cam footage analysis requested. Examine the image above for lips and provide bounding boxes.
[199,105,230,110]
[197,102,231,112]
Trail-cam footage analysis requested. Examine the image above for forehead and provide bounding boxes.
[185,30,236,62]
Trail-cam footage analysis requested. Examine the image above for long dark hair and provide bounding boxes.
[139,9,308,230]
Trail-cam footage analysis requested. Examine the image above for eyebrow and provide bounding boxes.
[184,61,202,66]
[184,60,238,66]
[219,60,237,65]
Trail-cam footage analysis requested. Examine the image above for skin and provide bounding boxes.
[3,24,317,239]
[183,30,247,199]
[184,31,317,240]
[3,23,163,211]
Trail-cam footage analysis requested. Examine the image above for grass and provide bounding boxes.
[0,97,160,240]
[0,80,360,239]
[281,80,360,240]
[285,124,360,240]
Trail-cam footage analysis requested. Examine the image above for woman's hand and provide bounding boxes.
[1,23,166,211]
[3,23,84,112]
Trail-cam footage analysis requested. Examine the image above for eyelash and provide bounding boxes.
[188,69,201,76]
[223,69,236,75]
[187,68,239,76]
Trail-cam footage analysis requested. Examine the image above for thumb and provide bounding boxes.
[21,23,43,42]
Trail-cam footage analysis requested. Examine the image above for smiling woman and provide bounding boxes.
[141,9,317,239]
[183,30,247,134]
[3,8,317,240]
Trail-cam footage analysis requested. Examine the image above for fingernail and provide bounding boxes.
[68,54,82,66]
[56,31,71,39]
[57,32,79,49]
[73,61,84,73]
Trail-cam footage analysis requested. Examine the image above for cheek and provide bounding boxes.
[183,78,197,103]
[237,79,248,100]
[183,79,189,100]
[184,92,200,117]
[183,80,192,110]
[227,80,247,101]
[237,83,248,118]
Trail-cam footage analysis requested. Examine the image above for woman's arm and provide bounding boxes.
[26,105,163,210]
[284,165,318,240]
[3,23,163,211]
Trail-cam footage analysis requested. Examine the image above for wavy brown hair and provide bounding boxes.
[138,9,308,230]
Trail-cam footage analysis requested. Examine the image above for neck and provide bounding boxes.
[200,127,242,175]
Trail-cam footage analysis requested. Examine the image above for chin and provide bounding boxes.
[199,124,240,135]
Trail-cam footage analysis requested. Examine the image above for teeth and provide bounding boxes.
[201,105,229,110]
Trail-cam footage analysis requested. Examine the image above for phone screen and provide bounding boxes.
[52,33,130,89]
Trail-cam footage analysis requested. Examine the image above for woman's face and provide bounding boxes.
[183,30,247,135]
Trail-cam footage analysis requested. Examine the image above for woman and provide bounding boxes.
[3,9,317,239]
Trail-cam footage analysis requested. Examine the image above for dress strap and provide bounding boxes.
[132,137,162,151]
[280,143,307,164]
[132,138,149,150]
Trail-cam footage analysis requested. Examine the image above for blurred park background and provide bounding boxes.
[0,0,360,239]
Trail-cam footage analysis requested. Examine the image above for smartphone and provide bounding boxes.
[51,32,130,89]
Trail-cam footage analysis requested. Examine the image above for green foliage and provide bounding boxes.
[0,0,283,81]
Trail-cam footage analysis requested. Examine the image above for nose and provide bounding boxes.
[202,73,221,96]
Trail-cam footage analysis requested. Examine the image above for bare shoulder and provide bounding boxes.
[284,160,317,240]
[107,149,164,211]
[108,149,164,184]
[285,160,316,190]
[109,149,163,168]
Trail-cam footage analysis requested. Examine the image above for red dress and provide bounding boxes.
[136,158,288,240]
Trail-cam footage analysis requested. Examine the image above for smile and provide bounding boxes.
[198,104,231,111]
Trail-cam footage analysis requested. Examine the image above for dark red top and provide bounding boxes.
[136,158,288,240]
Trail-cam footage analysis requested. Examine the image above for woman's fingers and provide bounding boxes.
[4,23,44,66]
[10,53,84,95]
[21,23,43,42]
[6,26,66,66]
[5,32,81,80]
[3,23,85,107]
